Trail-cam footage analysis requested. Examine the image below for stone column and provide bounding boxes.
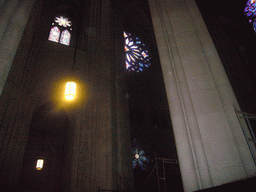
[71,0,121,191]
[114,13,134,192]
[0,0,34,95]
[0,0,20,41]
[148,0,256,191]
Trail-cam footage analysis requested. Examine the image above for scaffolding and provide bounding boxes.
[234,106,256,166]
[99,108,256,192]
[140,154,179,192]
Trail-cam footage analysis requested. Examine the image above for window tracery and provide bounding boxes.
[124,31,151,72]
[48,16,72,46]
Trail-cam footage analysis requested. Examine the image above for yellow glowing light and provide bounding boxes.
[36,159,44,170]
[65,81,76,100]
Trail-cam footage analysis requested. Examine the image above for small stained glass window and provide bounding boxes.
[124,31,151,72]
[48,16,72,46]
[48,26,60,43]
[132,142,149,170]
[55,16,72,27]
[245,0,256,23]
[60,30,71,46]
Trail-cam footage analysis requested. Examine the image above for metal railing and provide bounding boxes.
[140,154,179,192]
[234,106,256,166]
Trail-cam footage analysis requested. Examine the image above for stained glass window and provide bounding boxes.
[48,26,60,43]
[55,16,72,27]
[244,0,256,23]
[124,31,151,72]
[48,16,72,46]
[133,147,148,170]
[60,30,71,46]
[253,19,256,32]
[132,140,149,170]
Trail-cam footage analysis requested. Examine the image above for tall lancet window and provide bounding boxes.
[124,31,151,72]
[48,16,72,46]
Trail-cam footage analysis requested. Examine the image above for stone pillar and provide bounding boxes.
[71,0,122,191]
[0,0,34,95]
[114,11,134,191]
[0,0,20,41]
[148,0,256,191]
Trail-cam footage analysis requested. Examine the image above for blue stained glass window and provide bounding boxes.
[245,0,256,23]
[124,31,151,72]
[133,145,149,170]
[253,19,256,32]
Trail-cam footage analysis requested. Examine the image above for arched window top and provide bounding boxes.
[60,30,71,45]
[48,15,72,46]
[49,26,60,43]
[124,31,151,72]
